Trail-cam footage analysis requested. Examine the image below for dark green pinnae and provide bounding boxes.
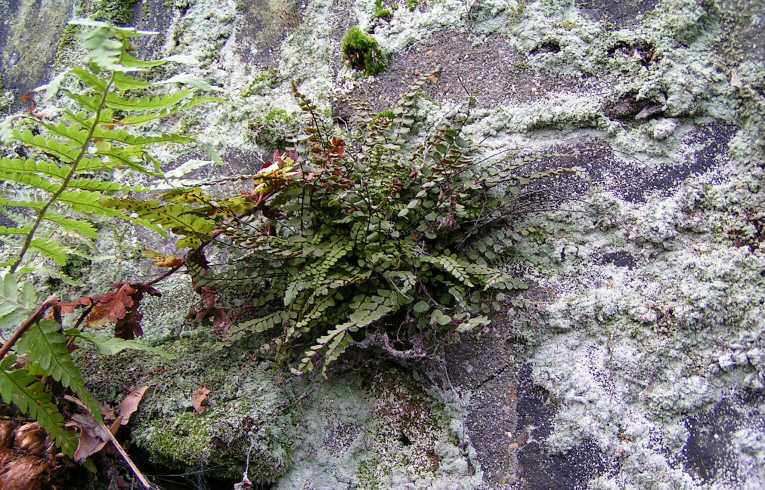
[341,26,387,76]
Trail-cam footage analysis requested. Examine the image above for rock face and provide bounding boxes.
[3,0,765,488]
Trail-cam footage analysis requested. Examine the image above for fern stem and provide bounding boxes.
[10,76,115,273]
[0,295,59,360]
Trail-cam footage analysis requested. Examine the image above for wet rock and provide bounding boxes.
[679,394,765,486]
[234,0,306,68]
[446,331,516,485]
[514,364,613,489]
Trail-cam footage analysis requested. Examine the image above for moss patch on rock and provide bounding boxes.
[76,330,296,481]
[341,26,387,76]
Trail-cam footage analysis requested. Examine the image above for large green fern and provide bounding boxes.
[0,19,217,272]
[0,20,212,459]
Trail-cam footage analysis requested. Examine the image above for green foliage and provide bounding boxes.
[0,356,78,456]
[406,0,419,11]
[68,329,173,358]
[341,27,387,76]
[16,320,103,421]
[0,272,37,330]
[158,73,569,376]
[0,19,215,272]
[0,20,206,459]
[374,0,393,19]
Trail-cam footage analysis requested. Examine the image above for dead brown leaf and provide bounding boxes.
[119,386,148,426]
[87,284,137,328]
[71,414,111,462]
[192,387,210,414]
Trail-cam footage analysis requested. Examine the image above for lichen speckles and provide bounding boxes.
[77,331,296,481]
[5,0,765,487]
[276,365,476,489]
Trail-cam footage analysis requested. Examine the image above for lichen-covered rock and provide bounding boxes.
[5,0,765,487]
[76,331,295,482]
[77,333,475,487]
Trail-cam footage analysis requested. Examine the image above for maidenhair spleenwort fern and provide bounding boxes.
[124,71,576,377]
[0,20,213,461]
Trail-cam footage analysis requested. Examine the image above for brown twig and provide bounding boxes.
[0,294,59,360]
[104,426,153,489]
[145,263,184,286]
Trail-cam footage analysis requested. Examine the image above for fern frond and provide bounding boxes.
[103,90,194,112]
[0,198,44,210]
[116,96,224,126]
[30,238,69,265]
[0,226,31,236]
[43,213,99,239]
[0,273,37,330]
[0,172,59,193]
[295,292,397,374]
[0,357,77,457]
[230,311,287,336]
[16,320,103,422]
[39,121,89,145]
[92,127,193,146]
[14,131,81,162]
[112,72,151,91]
[0,158,69,178]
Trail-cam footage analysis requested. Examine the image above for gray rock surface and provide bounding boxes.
[2,0,765,488]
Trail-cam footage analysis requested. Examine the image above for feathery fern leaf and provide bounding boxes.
[2,19,216,273]
[0,357,77,457]
[16,320,103,422]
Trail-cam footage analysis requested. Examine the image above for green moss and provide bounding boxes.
[92,0,139,25]
[77,330,295,480]
[406,0,418,12]
[376,110,396,120]
[341,26,387,76]
[134,412,212,467]
[242,68,282,98]
[357,455,382,489]
[374,0,392,19]
[54,24,78,68]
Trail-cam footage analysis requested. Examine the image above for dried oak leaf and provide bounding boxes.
[192,387,211,414]
[71,414,111,462]
[62,283,161,339]
[118,386,148,426]
[87,284,137,328]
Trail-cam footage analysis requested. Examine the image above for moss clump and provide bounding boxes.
[242,68,282,98]
[406,0,418,11]
[376,109,396,120]
[341,26,387,76]
[374,0,392,19]
[54,24,78,67]
[92,0,139,25]
[76,331,296,481]
[134,412,212,468]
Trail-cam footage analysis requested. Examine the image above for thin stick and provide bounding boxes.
[0,294,59,360]
[105,426,153,489]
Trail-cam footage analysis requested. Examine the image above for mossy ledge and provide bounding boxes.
[75,331,295,482]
